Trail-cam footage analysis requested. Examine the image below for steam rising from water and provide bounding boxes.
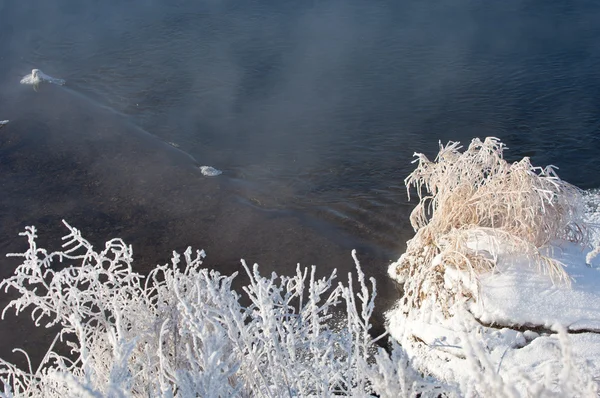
[1,0,600,245]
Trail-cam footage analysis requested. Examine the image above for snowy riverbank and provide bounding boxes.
[0,138,598,396]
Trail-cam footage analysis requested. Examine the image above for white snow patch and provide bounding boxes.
[471,241,600,331]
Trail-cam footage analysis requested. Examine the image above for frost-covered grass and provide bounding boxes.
[390,137,591,314]
[0,222,442,397]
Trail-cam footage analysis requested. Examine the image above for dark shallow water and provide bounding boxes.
[1,0,600,367]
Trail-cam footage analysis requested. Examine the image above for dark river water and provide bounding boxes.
[1,0,600,367]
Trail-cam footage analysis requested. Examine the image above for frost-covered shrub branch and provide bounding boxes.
[0,221,439,397]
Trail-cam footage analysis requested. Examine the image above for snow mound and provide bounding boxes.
[387,245,600,395]
[472,241,600,331]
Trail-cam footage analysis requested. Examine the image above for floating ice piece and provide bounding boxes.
[20,69,66,91]
[0,120,8,130]
[199,166,222,177]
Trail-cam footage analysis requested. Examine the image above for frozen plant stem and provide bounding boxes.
[0,221,438,397]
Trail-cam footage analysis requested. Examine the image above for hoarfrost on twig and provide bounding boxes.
[0,223,438,397]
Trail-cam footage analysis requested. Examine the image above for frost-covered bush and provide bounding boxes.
[0,222,443,397]
[390,137,592,314]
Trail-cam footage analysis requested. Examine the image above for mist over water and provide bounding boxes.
[3,0,600,201]
[4,1,600,249]
[1,0,600,364]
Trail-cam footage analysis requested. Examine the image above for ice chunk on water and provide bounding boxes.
[199,166,222,177]
[0,120,8,130]
[20,69,66,91]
